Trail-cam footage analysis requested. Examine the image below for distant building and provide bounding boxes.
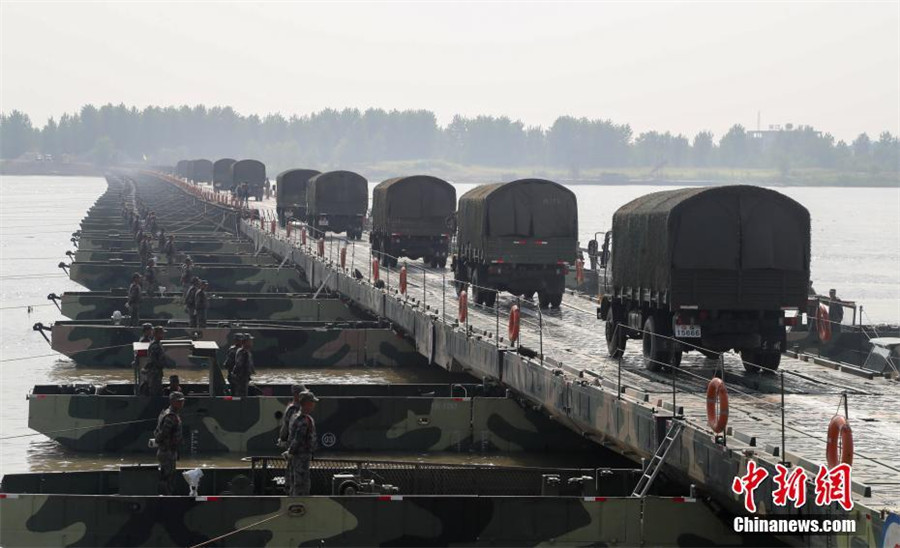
[749,123,822,152]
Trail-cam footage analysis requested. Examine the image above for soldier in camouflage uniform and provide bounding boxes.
[138,322,154,343]
[180,257,194,294]
[140,326,175,397]
[127,273,142,326]
[230,333,254,397]
[164,235,176,265]
[144,258,157,296]
[284,390,319,496]
[195,279,209,328]
[223,333,245,388]
[157,228,166,250]
[139,234,151,268]
[278,384,306,494]
[184,276,200,327]
[154,391,184,495]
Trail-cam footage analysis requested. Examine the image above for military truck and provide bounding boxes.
[306,170,367,239]
[453,179,577,309]
[175,160,190,178]
[230,159,266,201]
[212,158,236,191]
[598,185,810,372]
[190,159,213,183]
[276,168,321,227]
[371,176,456,268]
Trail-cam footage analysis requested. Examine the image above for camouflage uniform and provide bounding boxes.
[287,410,317,496]
[139,238,151,268]
[141,339,172,397]
[279,398,302,494]
[222,339,242,388]
[144,263,157,295]
[195,286,209,328]
[183,284,198,327]
[231,345,254,397]
[164,239,176,265]
[127,281,142,326]
[180,264,194,294]
[154,402,183,495]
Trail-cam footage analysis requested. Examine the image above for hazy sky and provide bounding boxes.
[2,2,898,141]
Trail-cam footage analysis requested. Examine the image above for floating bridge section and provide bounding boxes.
[155,172,898,546]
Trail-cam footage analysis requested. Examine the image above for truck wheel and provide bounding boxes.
[484,290,497,308]
[538,291,550,309]
[523,291,535,302]
[438,257,447,269]
[605,307,625,358]
[642,316,675,372]
[741,350,781,373]
[549,292,563,308]
[700,349,720,360]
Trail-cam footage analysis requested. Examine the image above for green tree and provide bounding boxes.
[0,110,35,159]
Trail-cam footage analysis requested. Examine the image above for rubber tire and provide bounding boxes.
[538,291,550,309]
[483,289,497,309]
[549,292,563,308]
[605,307,625,358]
[472,269,485,306]
[642,316,674,372]
[741,350,781,373]
[523,291,536,301]
[438,257,447,269]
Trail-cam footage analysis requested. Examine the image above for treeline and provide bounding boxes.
[1,104,898,175]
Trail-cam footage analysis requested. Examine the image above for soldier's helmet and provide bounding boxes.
[153,325,166,334]
[141,322,153,330]
[299,391,319,403]
[169,391,185,402]
[232,332,245,343]
[133,272,142,280]
[291,384,307,395]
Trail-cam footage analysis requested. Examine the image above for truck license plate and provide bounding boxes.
[319,218,329,226]
[674,325,701,338]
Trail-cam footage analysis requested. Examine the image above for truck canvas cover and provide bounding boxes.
[372,176,456,234]
[175,160,190,178]
[277,169,321,207]
[307,171,368,216]
[457,179,577,263]
[230,159,266,186]
[611,185,810,309]
[213,158,236,187]
[190,159,213,183]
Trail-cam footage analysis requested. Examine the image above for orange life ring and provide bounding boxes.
[399,266,408,294]
[826,415,853,467]
[458,290,468,323]
[372,257,380,282]
[301,228,307,246]
[816,304,831,342]
[575,259,585,285]
[340,247,347,269]
[508,304,521,343]
[317,238,325,257]
[705,377,729,433]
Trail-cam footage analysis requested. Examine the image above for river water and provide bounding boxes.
[1,175,898,475]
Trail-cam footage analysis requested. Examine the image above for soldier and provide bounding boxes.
[184,277,200,327]
[144,258,157,295]
[164,375,181,397]
[230,333,254,397]
[134,228,144,245]
[222,333,245,388]
[154,391,184,495]
[157,227,167,249]
[195,279,209,328]
[264,178,272,200]
[127,273,142,326]
[284,390,319,496]
[164,235,177,265]
[587,238,599,270]
[139,234,152,268]
[131,215,141,235]
[141,326,175,397]
[138,322,154,343]
[180,257,194,293]
[278,384,307,494]
[828,288,844,336]
[147,211,158,234]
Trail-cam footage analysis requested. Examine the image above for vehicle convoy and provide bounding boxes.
[371,176,456,268]
[453,179,577,309]
[598,185,810,372]
[276,168,321,227]
[190,159,213,183]
[230,159,266,200]
[212,158,236,191]
[306,170,367,239]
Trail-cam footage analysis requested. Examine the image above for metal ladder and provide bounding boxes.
[631,420,684,497]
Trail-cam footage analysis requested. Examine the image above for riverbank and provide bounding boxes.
[0,160,102,177]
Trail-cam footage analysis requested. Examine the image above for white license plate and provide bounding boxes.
[319,218,329,226]
[674,325,701,338]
